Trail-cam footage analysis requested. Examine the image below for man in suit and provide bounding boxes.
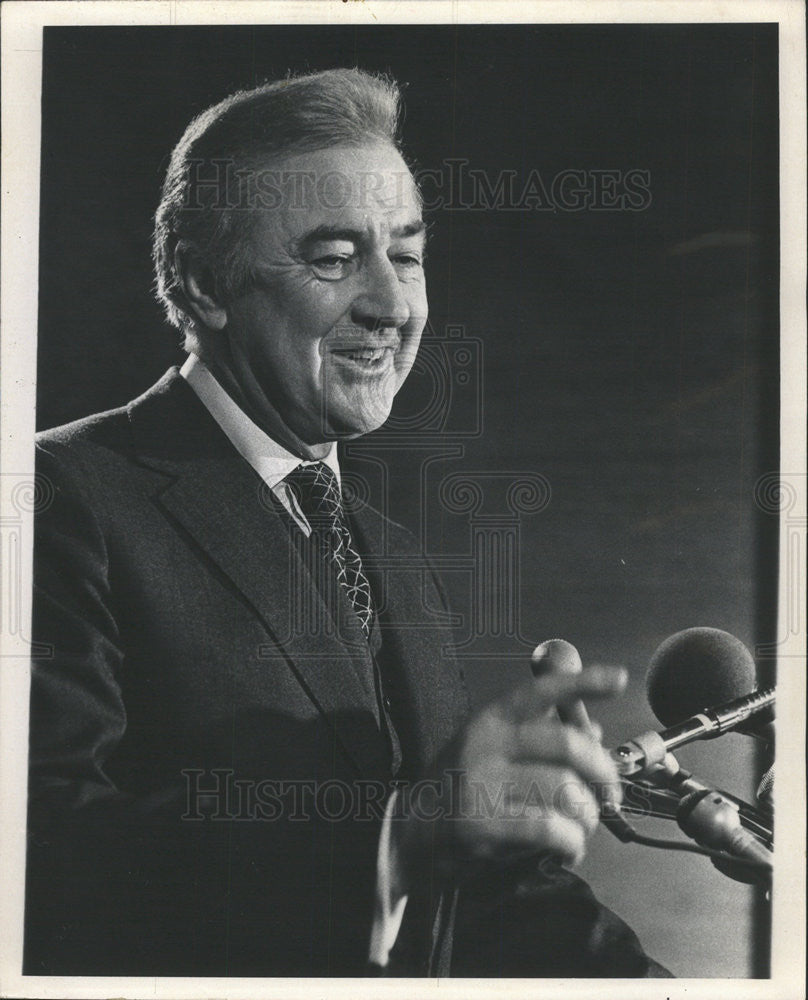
[25,68,660,977]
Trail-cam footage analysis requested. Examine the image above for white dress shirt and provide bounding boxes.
[180,353,408,966]
[180,353,340,536]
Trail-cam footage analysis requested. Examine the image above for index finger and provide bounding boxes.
[499,666,628,724]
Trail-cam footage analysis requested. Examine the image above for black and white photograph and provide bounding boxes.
[0,2,805,997]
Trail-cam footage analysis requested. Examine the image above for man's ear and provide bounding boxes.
[175,242,228,331]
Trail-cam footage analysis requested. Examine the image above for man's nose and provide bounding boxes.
[350,257,410,331]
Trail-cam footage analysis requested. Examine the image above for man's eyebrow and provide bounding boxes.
[294,226,364,248]
[293,219,427,252]
[391,219,427,240]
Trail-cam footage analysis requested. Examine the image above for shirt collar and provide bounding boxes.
[179,353,340,488]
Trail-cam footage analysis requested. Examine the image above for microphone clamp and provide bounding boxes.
[612,688,775,778]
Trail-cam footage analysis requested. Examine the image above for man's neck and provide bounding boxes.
[193,347,332,461]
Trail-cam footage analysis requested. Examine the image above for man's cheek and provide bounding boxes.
[394,338,421,383]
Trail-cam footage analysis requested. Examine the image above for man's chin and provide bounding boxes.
[322,407,393,440]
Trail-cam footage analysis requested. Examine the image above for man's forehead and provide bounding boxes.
[249,142,422,238]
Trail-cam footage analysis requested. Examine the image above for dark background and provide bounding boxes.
[37,23,779,977]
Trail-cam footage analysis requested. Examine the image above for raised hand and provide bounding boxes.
[395,666,627,887]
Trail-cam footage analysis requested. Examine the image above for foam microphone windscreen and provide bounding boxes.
[646,627,757,726]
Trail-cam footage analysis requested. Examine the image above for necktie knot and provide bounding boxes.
[285,461,344,534]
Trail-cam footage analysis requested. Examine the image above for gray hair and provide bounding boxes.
[153,68,404,345]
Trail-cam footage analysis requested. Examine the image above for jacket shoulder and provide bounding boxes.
[36,368,182,452]
[36,405,130,453]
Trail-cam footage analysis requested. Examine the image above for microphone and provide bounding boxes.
[647,627,774,740]
[599,627,775,873]
[677,788,773,871]
[612,627,776,777]
[612,688,775,777]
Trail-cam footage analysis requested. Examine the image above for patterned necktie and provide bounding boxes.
[285,462,374,638]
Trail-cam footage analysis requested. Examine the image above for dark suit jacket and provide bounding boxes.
[25,368,666,978]
[25,368,468,976]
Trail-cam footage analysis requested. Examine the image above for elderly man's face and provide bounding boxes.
[221,143,427,451]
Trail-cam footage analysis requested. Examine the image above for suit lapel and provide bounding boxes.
[350,501,465,774]
[127,370,385,779]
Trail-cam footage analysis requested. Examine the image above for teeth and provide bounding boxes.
[341,348,386,362]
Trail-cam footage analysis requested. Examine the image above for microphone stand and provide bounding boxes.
[602,752,773,885]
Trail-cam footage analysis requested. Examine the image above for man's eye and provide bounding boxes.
[311,255,354,278]
[392,254,423,270]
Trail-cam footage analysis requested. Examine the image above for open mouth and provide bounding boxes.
[330,347,394,372]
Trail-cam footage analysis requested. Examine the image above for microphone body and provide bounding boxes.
[612,687,775,777]
[677,788,773,870]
